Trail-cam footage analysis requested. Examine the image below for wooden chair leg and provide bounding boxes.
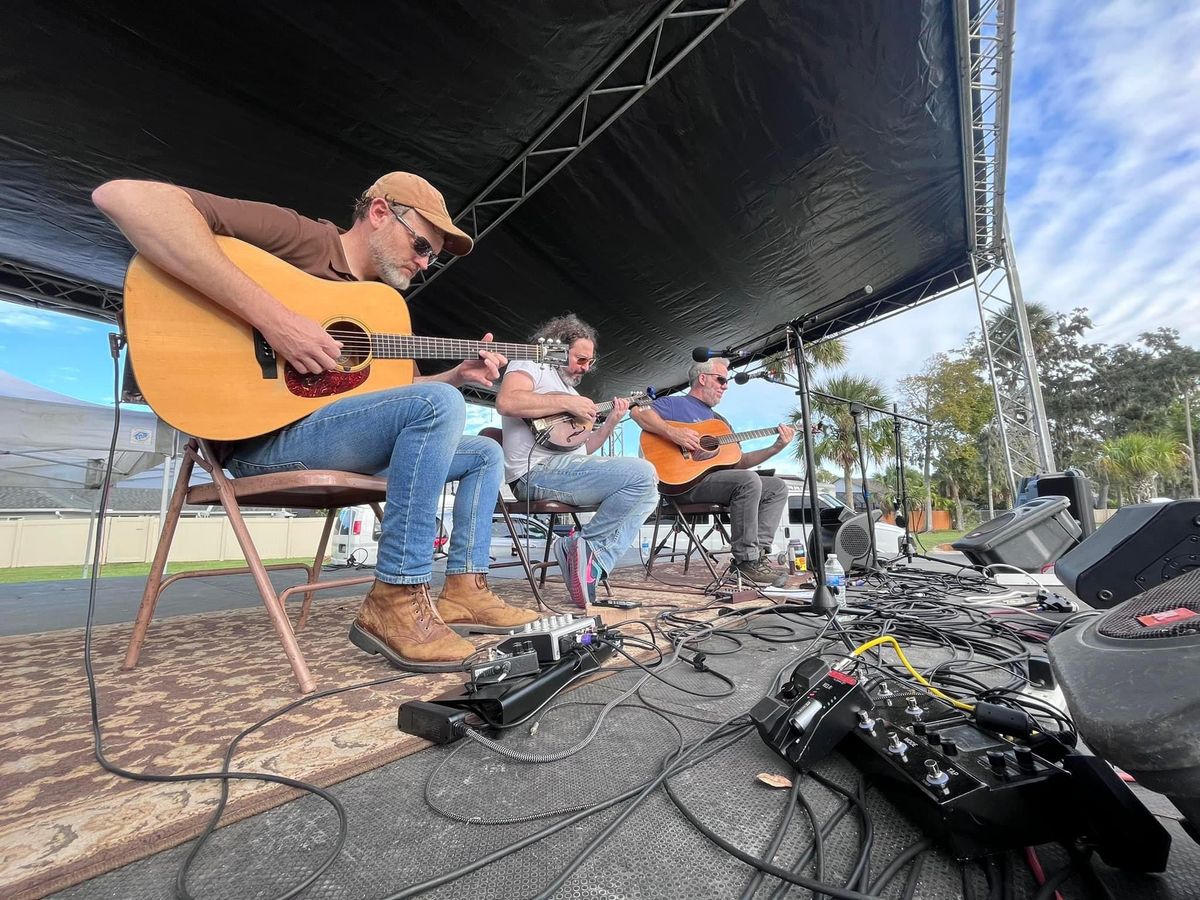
[207,463,316,694]
[297,509,338,629]
[122,443,197,672]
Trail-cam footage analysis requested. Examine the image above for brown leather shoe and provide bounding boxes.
[437,573,541,634]
[348,580,476,672]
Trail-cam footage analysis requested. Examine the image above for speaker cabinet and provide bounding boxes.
[1055,500,1200,608]
[1050,568,1200,837]
[952,496,1082,572]
[832,510,882,573]
[1034,469,1096,538]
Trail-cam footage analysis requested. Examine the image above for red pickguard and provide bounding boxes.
[285,365,371,398]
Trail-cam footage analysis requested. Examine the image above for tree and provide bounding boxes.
[790,374,891,509]
[1095,434,1187,504]
[899,353,994,528]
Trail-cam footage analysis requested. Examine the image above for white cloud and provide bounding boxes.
[0,306,61,331]
[846,0,1200,393]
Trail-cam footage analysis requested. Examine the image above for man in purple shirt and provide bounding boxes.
[631,357,794,583]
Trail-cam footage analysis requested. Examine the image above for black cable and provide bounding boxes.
[865,838,935,894]
[738,771,804,900]
[1032,852,1089,900]
[85,336,351,900]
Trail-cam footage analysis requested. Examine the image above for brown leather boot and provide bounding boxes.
[436,573,541,634]
[348,580,476,672]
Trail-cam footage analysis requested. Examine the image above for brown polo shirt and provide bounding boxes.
[175,189,362,462]
[182,188,358,282]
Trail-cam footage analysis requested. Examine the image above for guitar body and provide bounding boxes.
[124,237,420,440]
[640,419,744,495]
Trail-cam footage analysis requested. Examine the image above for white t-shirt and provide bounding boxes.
[500,359,586,483]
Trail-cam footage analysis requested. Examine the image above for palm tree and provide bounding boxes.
[790,374,891,508]
[1095,433,1187,504]
[758,337,847,379]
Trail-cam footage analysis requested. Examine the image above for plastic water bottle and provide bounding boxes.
[825,555,845,598]
[641,535,651,557]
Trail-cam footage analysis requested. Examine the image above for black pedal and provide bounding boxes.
[434,637,619,727]
[839,682,1169,869]
[751,657,872,772]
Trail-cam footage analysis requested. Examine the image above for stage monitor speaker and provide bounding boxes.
[952,496,1082,572]
[1054,499,1200,608]
[829,510,882,573]
[1034,469,1096,539]
[1050,568,1200,843]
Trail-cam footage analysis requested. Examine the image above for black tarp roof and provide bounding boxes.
[0,1,970,399]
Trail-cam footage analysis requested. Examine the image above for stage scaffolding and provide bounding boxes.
[955,0,1054,494]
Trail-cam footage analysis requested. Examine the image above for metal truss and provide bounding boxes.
[804,263,975,343]
[407,0,749,297]
[0,259,122,324]
[954,0,1053,496]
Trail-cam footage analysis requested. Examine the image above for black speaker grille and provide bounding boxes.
[1098,568,1200,640]
[840,523,871,559]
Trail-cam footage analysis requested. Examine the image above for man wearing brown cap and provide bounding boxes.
[93,173,540,674]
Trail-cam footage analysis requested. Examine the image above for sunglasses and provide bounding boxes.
[389,207,438,262]
[707,375,729,386]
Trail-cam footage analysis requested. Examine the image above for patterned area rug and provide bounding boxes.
[0,579,708,900]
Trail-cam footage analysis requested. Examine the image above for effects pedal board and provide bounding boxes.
[496,614,604,664]
[838,681,1169,869]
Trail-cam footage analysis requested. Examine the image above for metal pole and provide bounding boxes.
[1185,387,1199,499]
[789,322,836,613]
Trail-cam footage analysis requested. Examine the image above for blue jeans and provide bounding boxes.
[514,454,659,574]
[225,382,503,585]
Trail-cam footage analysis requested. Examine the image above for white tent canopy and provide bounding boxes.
[0,370,176,488]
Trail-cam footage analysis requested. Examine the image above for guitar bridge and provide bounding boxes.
[252,329,278,379]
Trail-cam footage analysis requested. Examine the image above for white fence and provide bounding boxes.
[0,516,329,569]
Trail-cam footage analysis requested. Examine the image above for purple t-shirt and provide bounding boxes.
[651,394,720,424]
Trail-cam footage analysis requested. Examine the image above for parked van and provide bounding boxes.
[329,504,553,567]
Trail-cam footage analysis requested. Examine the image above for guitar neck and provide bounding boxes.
[716,426,779,446]
[369,335,545,360]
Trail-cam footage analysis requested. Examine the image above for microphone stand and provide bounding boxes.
[891,403,915,564]
[848,402,881,571]
[786,320,838,614]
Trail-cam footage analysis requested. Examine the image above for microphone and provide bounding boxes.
[691,346,748,363]
[733,371,779,385]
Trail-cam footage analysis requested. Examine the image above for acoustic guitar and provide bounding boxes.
[527,389,657,452]
[122,237,567,440]
[640,419,785,494]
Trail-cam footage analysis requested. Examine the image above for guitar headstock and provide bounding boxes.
[630,386,658,407]
[536,339,569,366]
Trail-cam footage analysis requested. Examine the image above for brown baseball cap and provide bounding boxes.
[363,172,473,256]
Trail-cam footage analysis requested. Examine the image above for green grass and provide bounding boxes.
[0,557,317,584]
[918,529,968,549]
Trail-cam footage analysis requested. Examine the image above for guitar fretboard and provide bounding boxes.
[367,335,550,361]
[716,427,780,446]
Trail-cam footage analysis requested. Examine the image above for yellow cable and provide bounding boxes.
[851,636,975,712]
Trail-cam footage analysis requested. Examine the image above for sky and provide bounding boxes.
[3,1,1198,480]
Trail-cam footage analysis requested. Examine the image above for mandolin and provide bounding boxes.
[122,237,567,440]
[526,389,656,452]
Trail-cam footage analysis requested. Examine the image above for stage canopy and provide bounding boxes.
[0,1,973,400]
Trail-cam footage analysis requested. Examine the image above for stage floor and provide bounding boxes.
[48,604,1200,900]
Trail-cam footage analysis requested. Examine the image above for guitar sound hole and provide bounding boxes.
[699,435,720,452]
[327,319,369,367]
